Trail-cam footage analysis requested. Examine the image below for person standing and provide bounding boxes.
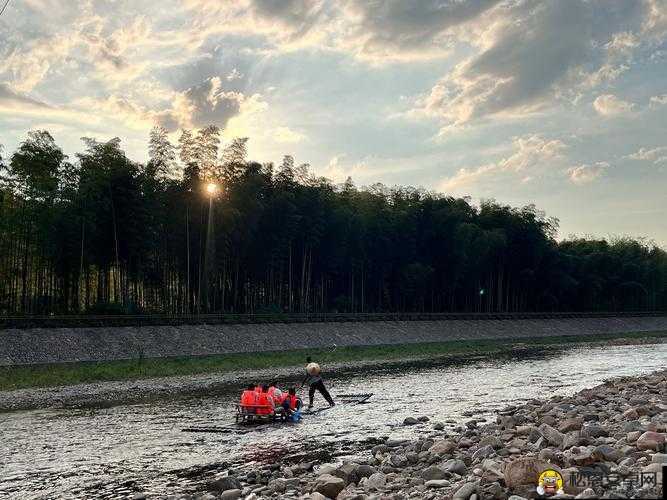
[302,357,335,409]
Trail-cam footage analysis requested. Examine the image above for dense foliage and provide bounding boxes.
[0,128,665,315]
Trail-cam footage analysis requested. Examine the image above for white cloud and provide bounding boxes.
[605,32,640,57]
[626,146,667,164]
[273,126,306,144]
[440,135,567,191]
[650,94,667,107]
[567,162,609,184]
[412,1,654,131]
[226,68,243,81]
[593,94,635,117]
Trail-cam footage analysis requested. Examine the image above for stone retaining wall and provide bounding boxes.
[1,315,666,366]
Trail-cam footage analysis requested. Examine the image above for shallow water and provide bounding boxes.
[1,342,666,499]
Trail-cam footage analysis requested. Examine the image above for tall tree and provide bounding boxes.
[147,125,177,179]
[0,128,665,316]
[194,125,221,180]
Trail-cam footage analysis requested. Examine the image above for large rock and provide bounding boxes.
[403,417,419,426]
[208,476,242,492]
[472,445,495,461]
[479,436,504,449]
[636,431,666,451]
[443,458,467,475]
[364,472,386,491]
[581,424,608,438]
[421,465,449,481]
[354,464,376,479]
[313,474,345,499]
[480,481,505,499]
[220,490,241,500]
[539,423,565,447]
[504,458,560,488]
[429,440,457,455]
[268,478,286,493]
[425,479,451,489]
[568,446,597,466]
[562,431,582,450]
[559,418,583,433]
[389,454,408,468]
[453,481,479,500]
[332,463,360,485]
[592,444,621,462]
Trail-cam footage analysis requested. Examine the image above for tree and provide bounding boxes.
[9,130,67,200]
[0,128,665,316]
[147,125,176,179]
[220,137,248,181]
[194,125,221,180]
[178,129,196,167]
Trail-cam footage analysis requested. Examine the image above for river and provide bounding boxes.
[1,342,666,499]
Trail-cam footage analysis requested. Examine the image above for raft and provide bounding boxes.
[181,393,373,433]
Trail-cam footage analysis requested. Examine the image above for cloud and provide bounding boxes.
[226,68,243,81]
[650,94,667,107]
[593,94,635,116]
[273,126,306,143]
[159,77,246,130]
[412,0,655,130]
[339,0,502,62]
[0,83,54,113]
[0,83,93,124]
[626,146,667,164]
[567,162,610,184]
[416,1,598,128]
[440,134,567,191]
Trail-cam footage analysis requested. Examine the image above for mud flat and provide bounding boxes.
[177,369,666,500]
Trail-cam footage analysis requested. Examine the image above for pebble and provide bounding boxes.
[128,368,667,500]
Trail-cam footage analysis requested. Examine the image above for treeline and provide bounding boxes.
[0,127,665,316]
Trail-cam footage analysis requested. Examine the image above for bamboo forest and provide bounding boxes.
[1,127,665,316]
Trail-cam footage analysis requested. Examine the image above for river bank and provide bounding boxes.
[1,333,665,412]
[178,369,667,500]
[4,315,666,366]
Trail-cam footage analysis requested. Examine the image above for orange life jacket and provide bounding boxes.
[274,392,286,405]
[254,385,262,393]
[286,394,299,410]
[240,390,256,406]
[255,392,273,415]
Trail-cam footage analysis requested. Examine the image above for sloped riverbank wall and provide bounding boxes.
[1,314,666,366]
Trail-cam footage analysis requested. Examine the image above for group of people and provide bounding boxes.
[238,358,335,420]
[239,382,303,419]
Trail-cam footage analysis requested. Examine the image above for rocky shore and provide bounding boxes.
[172,369,666,500]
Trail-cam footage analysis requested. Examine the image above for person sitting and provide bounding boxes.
[240,384,257,407]
[255,384,273,415]
[272,388,284,406]
[282,387,303,421]
[267,380,279,400]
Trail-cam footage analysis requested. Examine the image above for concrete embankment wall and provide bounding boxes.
[1,315,666,366]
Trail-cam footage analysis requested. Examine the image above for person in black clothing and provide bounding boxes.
[302,357,335,409]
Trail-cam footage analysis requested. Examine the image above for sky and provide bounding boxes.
[1,0,666,246]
